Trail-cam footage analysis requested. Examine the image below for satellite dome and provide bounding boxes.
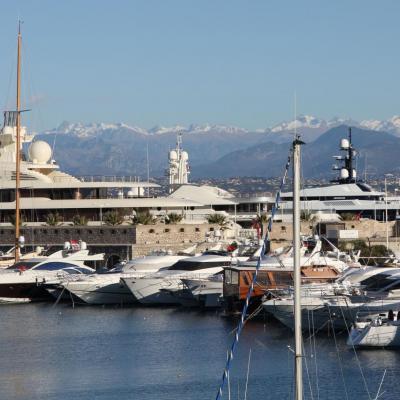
[28,140,52,164]
[181,151,189,160]
[2,126,13,135]
[169,150,178,160]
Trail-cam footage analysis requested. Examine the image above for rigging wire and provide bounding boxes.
[338,304,372,400]
[327,307,350,400]
[214,147,293,400]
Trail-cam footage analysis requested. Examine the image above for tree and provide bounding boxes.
[103,210,123,226]
[207,214,229,229]
[9,214,26,227]
[46,212,62,226]
[341,212,356,221]
[131,210,156,225]
[165,213,183,224]
[72,214,88,226]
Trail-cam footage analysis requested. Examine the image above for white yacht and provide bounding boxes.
[121,251,248,305]
[0,241,103,302]
[277,128,400,221]
[263,266,400,330]
[180,273,224,308]
[347,313,400,347]
[240,235,355,273]
[58,254,189,305]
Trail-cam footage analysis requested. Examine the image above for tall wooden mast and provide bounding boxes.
[15,21,22,262]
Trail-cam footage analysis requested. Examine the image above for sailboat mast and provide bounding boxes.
[293,137,303,400]
[15,22,22,262]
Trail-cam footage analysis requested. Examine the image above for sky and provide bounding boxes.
[1,0,400,132]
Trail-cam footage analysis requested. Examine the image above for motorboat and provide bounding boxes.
[121,250,251,305]
[263,266,400,330]
[223,235,358,314]
[0,241,103,302]
[347,311,400,347]
[179,272,224,308]
[57,254,190,305]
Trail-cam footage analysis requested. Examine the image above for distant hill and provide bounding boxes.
[34,116,400,179]
[191,126,400,179]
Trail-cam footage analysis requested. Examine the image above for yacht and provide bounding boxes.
[277,128,400,221]
[179,273,224,308]
[223,235,357,313]
[0,241,103,302]
[347,312,400,347]
[263,266,400,330]
[57,254,190,305]
[121,250,251,305]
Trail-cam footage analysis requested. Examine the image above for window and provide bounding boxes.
[164,228,170,233]
[33,262,80,271]
[169,260,231,271]
[360,274,394,290]
[225,270,232,284]
[231,271,239,285]
[149,229,155,233]
[195,227,200,232]
[8,261,41,270]
[179,228,185,233]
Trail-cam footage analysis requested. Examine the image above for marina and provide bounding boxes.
[2,2,400,399]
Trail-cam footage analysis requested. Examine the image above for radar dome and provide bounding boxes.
[169,150,178,160]
[28,141,52,164]
[340,139,350,149]
[181,151,189,160]
[340,168,349,179]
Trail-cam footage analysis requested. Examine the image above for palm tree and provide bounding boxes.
[165,213,183,224]
[103,210,123,226]
[46,212,62,226]
[207,214,229,230]
[72,214,88,226]
[131,210,156,225]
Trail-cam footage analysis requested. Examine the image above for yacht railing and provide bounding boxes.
[76,175,142,183]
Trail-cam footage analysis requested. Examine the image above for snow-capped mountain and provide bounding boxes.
[35,115,400,179]
[44,115,400,140]
[360,116,400,135]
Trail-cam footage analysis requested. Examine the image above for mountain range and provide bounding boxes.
[35,116,400,179]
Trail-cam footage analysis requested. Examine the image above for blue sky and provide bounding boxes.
[1,0,400,131]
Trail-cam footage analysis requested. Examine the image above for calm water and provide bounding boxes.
[1,304,400,400]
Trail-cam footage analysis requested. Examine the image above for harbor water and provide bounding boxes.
[1,304,400,400]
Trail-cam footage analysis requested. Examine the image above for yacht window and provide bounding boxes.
[231,271,239,285]
[386,281,400,291]
[225,270,232,284]
[272,272,292,286]
[33,262,80,271]
[360,274,394,290]
[168,260,231,271]
[256,272,272,286]
[7,261,41,270]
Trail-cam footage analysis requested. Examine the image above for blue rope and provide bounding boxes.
[215,153,292,400]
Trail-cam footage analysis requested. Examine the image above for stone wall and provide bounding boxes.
[0,223,222,258]
[132,223,221,256]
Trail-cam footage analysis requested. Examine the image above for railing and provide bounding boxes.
[76,175,142,183]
